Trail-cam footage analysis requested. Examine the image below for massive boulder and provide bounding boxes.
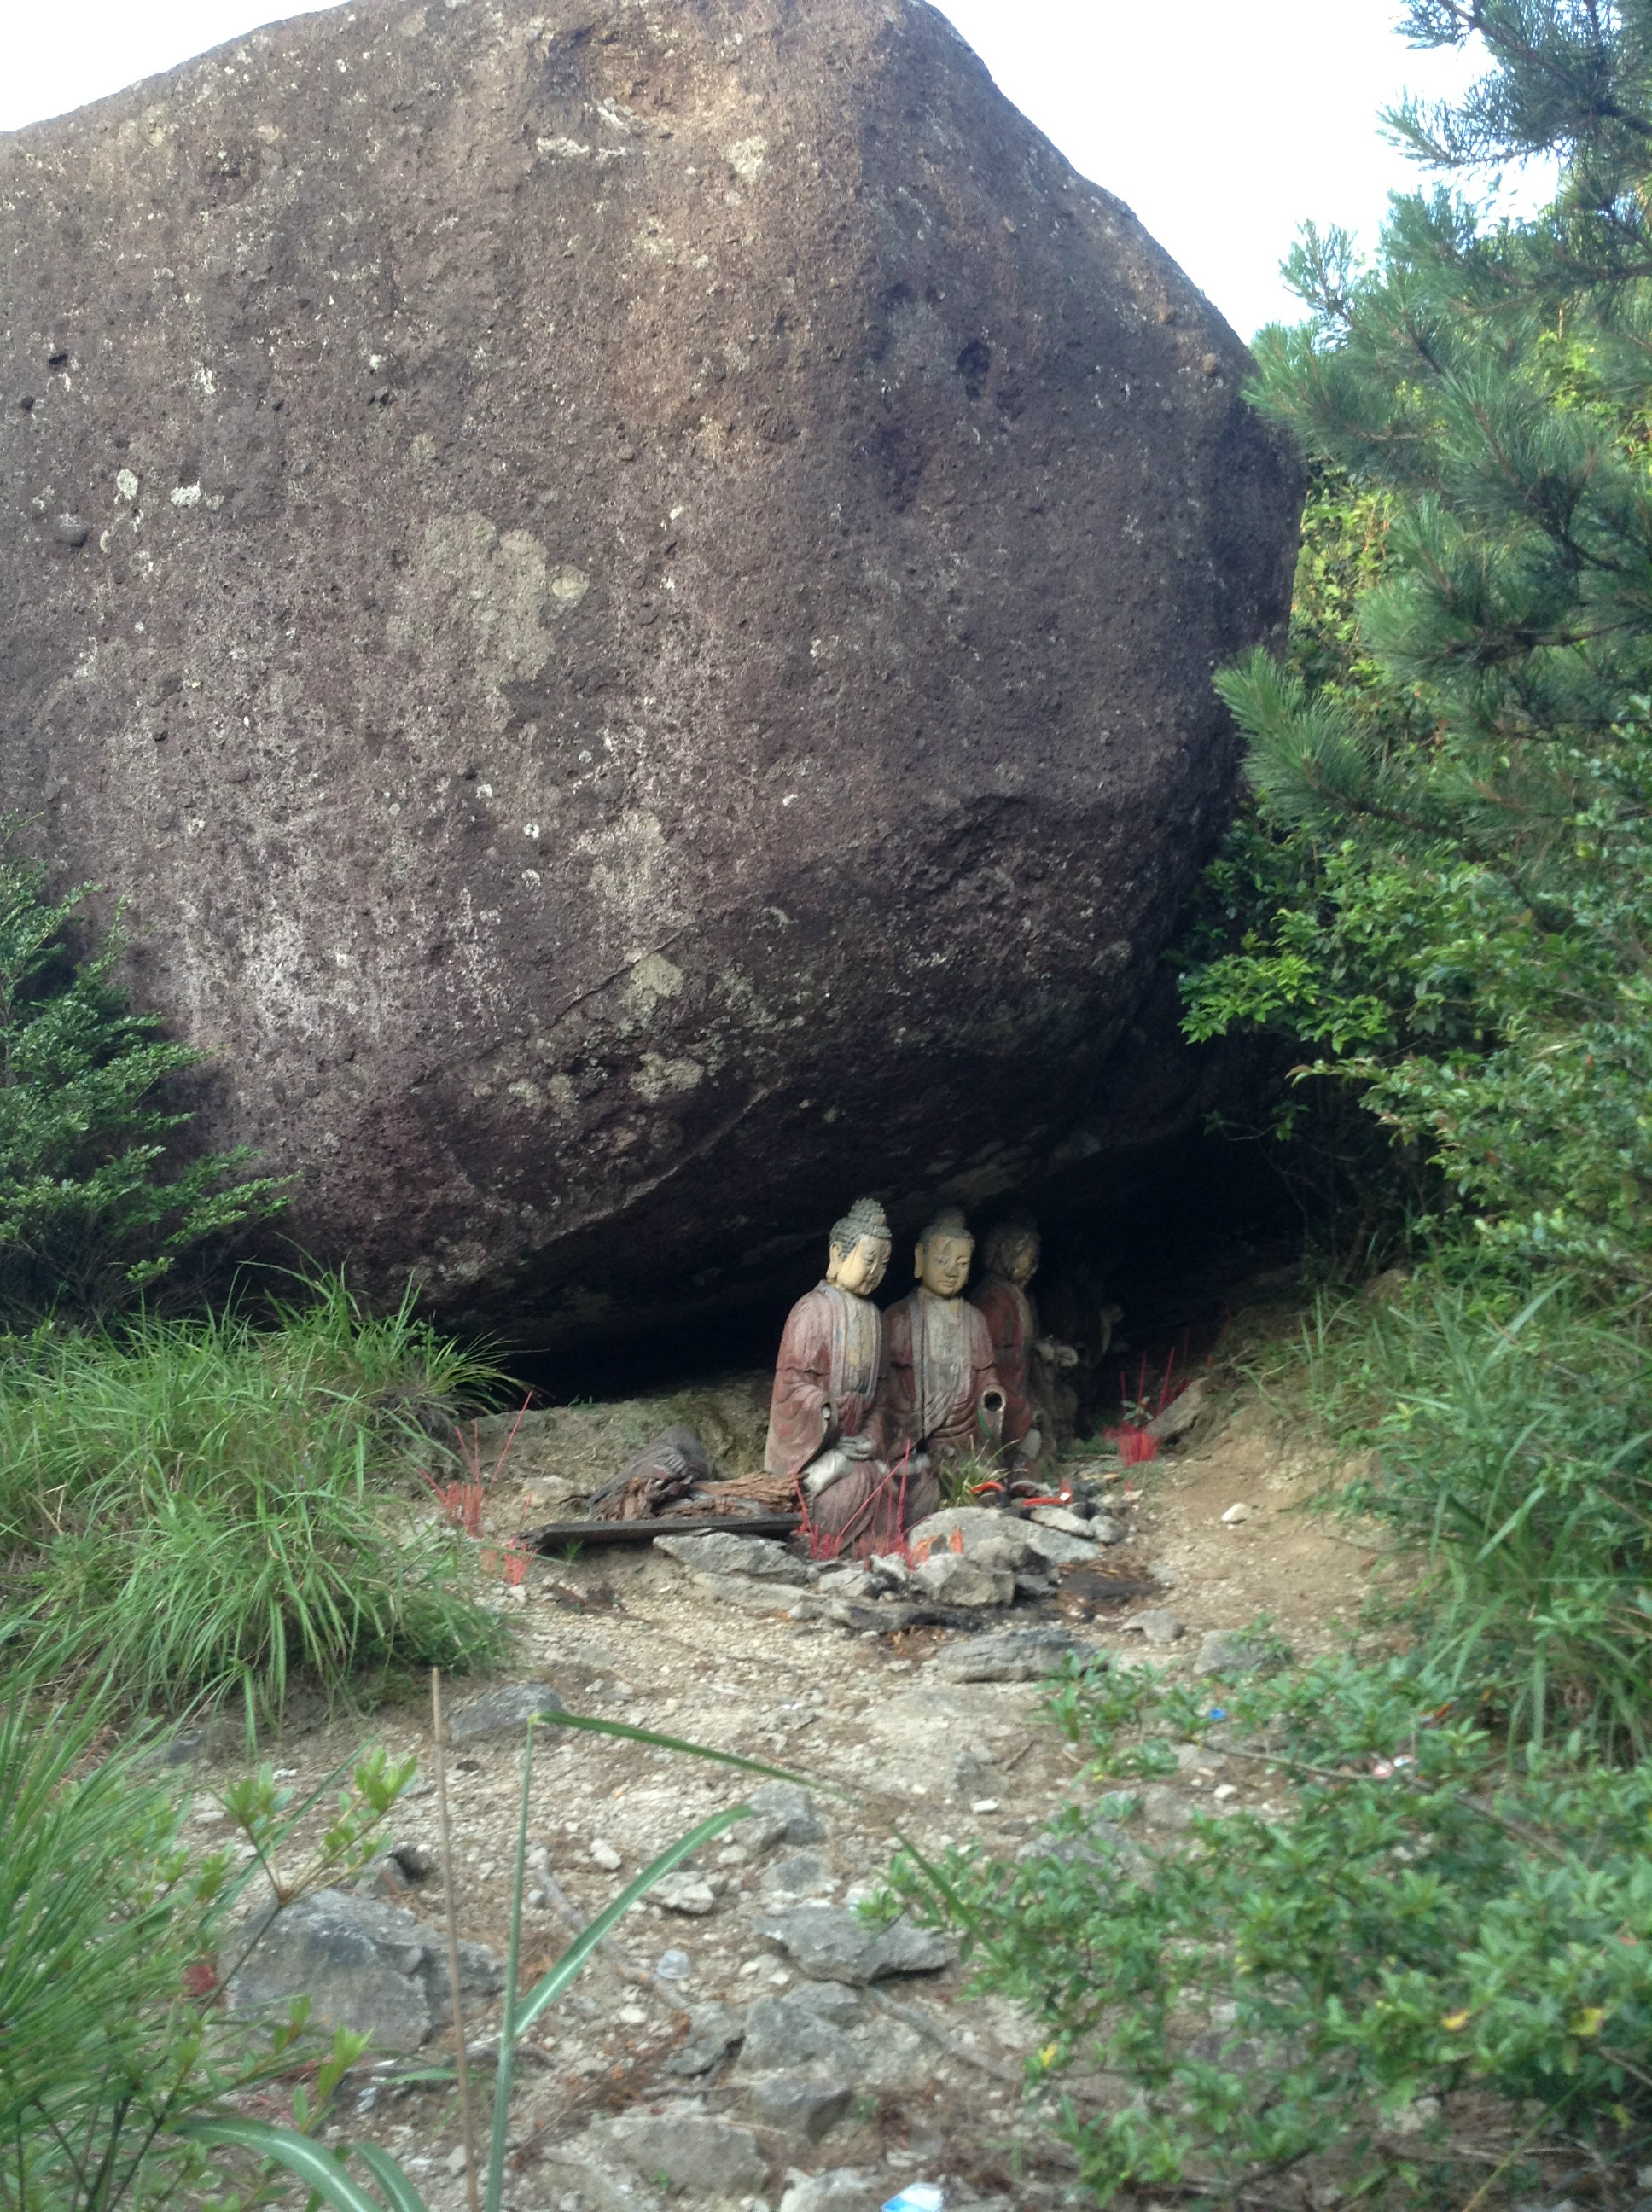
[0,0,1299,1342]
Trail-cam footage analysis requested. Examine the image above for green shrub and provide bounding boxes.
[1295,1268,1652,1755]
[0,845,285,1322]
[0,1280,510,1728]
[1175,0,1652,1285]
[891,1654,1652,2209]
[0,1664,414,2212]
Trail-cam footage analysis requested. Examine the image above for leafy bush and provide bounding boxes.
[180,1714,798,2212]
[0,1279,510,1728]
[1176,0,1652,1284]
[1297,1268,1652,1755]
[892,1654,1652,2209]
[0,846,285,1322]
[0,1664,412,2212]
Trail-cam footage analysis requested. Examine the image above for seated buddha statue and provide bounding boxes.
[881,1207,1005,1471]
[969,1212,1079,1477]
[764,1196,933,1553]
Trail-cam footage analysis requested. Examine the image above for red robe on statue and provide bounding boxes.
[764,1282,884,1479]
[969,1274,1038,1449]
[881,1288,1004,1466]
[764,1284,934,1555]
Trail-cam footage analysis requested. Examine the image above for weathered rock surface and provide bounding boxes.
[653,1530,811,1583]
[741,2071,853,2142]
[910,1550,1013,1608]
[744,1781,828,1848]
[225,1889,503,2052]
[446,1681,566,1743]
[599,2110,766,2199]
[753,1904,952,1983]
[1195,1629,1287,1678]
[927,1623,1093,1682]
[0,0,1298,1337]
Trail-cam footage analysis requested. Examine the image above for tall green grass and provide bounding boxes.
[0,1278,510,1728]
[1295,1267,1652,1753]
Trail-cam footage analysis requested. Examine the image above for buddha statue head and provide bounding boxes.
[825,1195,893,1298]
[983,1212,1040,1289]
[914,1206,974,1299]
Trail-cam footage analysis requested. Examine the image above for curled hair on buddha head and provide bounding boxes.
[828,1195,891,1257]
[916,1204,972,1253]
[982,1210,1039,1274]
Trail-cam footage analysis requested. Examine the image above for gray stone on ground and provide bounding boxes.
[741,2073,853,2142]
[815,1565,875,1600]
[1141,1784,1196,1832]
[737,1991,859,2077]
[530,2139,651,2212]
[753,1906,952,1985]
[661,2004,745,2077]
[446,1682,566,1743]
[1128,1610,1186,1645]
[1019,1811,1149,1878]
[1085,1514,1128,1546]
[601,2111,765,2199]
[866,1553,911,1591]
[762,1848,834,1899]
[654,1531,811,1584]
[650,1871,718,1915]
[785,1979,864,2024]
[745,1782,827,1848]
[1146,1375,1213,1443]
[693,1570,813,1613]
[945,1745,1004,1800]
[911,1551,1014,1609]
[928,1626,1096,1683]
[1194,1629,1288,1678]
[803,1595,928,1634]
[1028,1504,1094,1536]
[226,1889,503,2052]
[969,1531,1037,1574]
[910,1505,1107,1569]
[778,2173,887,2212]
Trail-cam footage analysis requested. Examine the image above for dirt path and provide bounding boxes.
[196,1366,1393,2212]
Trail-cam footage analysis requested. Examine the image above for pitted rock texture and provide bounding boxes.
[0,0,1300,1337]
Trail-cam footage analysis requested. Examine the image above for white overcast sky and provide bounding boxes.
[2,0,1537,338]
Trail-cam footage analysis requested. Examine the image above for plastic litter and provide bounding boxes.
[656,1948,692,1982]
[1207,1708,1230,1722]
[881,2189,945,2212]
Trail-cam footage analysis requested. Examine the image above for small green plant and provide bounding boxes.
[0,841,286,1322]
[936,1453,1000,1508]
[0,1663,416,2212]
[890,1652,1652,2208]
[177,1713,820,2212]
[1294,1266,1652,1755]
[0,1278,511,1728]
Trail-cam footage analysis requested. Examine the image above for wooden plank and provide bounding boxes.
[523,1512,802,1551]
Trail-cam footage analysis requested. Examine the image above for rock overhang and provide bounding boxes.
[0,0,1302,1339]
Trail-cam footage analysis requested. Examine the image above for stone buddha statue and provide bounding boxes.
[969,1212,1078,1475]
[882,1207,1006,1470]
[765,1196,929,1552]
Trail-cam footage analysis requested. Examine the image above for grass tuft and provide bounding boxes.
[1296,1265,1652,1754]
[0,1277,511,1728]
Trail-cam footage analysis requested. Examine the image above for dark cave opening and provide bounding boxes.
[503,1118,1305,1420]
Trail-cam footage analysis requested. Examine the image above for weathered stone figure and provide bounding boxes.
[883,1209,1006,1471]
[765,1197,924,1551]
[970,1214,1079,1473]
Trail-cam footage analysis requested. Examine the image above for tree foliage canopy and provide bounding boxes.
[0,844,285,1321]
[1181,0,1652,1283]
